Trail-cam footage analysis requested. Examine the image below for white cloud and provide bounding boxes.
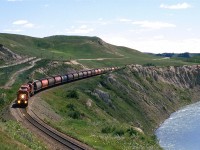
[132,21,176,29]
[102,36,200,53]
[160,2,191,10]
[23,23,34,28]
[118,18,132,22]
[3,29,22,33]
[65,25,94,34]
[80,25,87,29]
[187,28,192,32]
[98,18,103,21]
[153,35,165,40]
[13,20,28,25]
[135,39,200,53]
[12,20,35,28]
[77,18,110,26]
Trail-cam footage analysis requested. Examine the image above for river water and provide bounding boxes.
[156,101,200,150]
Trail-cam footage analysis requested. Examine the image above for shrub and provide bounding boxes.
[0,97,5,106]
[67,90,79,99]
[127,128,138,136]
[132,72,141,82]
[66,104,75,111]
[113,129,125,136]
[143,63,155,66]
[101,126,116,134]
[146,77,153,83]
[68,110,81,119]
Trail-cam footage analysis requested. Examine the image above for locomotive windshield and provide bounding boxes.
[21,87,27,89]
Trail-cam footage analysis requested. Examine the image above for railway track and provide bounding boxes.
[19,108,86,150]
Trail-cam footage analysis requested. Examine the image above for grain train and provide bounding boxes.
[16,67,120,106]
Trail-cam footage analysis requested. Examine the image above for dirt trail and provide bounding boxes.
[77,57,127,61]
[70,60,89,69]
[0,57,36,69]
[67,57,128,69]
[2,58,41,89]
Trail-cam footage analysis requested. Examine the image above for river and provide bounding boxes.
[156,101,200,150]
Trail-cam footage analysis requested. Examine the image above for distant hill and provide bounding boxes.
[0,33,145,59]
[155,52,200,58]
[0,33,197,67]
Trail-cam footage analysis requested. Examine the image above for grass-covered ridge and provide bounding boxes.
[0,33,143,59]
[35,64,200,149]
[40,75,161,150]
[0,33,196,67]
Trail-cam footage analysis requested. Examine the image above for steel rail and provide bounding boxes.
[19,108,85,150]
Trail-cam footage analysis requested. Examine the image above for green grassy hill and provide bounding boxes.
[0,33,194,67]
[0,33,146,59]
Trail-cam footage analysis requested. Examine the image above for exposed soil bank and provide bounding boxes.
[115,65,200,133]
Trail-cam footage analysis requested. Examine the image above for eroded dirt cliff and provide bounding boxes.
[101,64,200,133]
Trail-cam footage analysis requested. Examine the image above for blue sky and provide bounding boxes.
[1,0,200,53]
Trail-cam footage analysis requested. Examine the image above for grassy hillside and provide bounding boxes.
[0,33,196,67]
[0,59,52,149]
[0,33,146,59]
[38,74,161,150]
[36,65,200,149]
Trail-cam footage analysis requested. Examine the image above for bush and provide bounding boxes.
[113,129,125,136]
[0,97,5,106]
[132,72,141,82]
[127,128,137,136]
[101,126,126,136]
[101,126,116,134]
[143,63,155,66]
[66,104,75,111]
[146,77,153,83]
[68,110,81,119]
[67,90,79,99]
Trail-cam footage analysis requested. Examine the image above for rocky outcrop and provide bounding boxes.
[129,64,200,88]
[0,45,21,61]
[93,89,112,104]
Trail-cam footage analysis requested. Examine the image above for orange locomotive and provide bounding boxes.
[17,83,34,105]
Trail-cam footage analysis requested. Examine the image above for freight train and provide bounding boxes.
[16,67,120,106]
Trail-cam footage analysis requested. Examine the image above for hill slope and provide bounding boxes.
[32,64,200,149]
[0,33,194,67]
[0,33,148,59]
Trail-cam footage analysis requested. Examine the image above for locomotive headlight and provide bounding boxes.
[25,101,27,104]
[20,94,25,99]
[17,100,21,104]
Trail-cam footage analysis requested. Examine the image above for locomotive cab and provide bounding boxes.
[17,85,30,105]
[27,82,34,96]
